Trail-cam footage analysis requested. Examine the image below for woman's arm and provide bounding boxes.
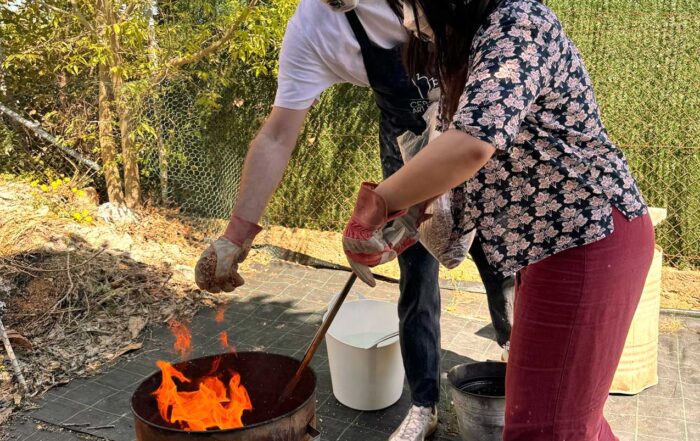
[375,129,496,212]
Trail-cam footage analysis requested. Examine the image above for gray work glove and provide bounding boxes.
[194,215,262,293]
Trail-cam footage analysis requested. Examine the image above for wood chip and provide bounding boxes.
[128,317,147,339]
[0,407,13,426]
[5,330,33,351]
[108,342,143,361]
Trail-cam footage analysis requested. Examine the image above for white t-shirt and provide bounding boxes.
[274,0,408,110]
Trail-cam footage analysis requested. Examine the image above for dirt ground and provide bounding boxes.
[258,225,483,284]
[0,176,210,410]
[258,225,700,311]
[0,174,697,424]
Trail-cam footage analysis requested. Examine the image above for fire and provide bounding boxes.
[218,331,236,352]
[215,305,226,323]
[153,360,253,431]
[168,320,192,358]
[156,318,249,431]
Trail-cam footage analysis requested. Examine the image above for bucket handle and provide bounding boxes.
[306,423,321,440]
[359,330,400,350]
[326,290,365,314]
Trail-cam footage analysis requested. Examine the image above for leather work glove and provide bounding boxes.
[382,202,432,256]
[343,182,408,287]
[195,215,262,293]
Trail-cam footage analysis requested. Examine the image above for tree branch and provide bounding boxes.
[119,1,139,23]
[35,0,94,33]
[0,102,102,172]
[164,0,258,70]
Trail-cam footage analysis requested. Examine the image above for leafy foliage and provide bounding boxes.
[1,0,699,267]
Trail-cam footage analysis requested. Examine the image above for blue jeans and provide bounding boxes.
[381,118,515,405]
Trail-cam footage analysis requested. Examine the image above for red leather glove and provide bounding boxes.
[382,202,432,256]
[195,215,262,293]
[343,183,406,286]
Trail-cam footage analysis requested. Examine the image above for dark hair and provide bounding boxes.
[387,0,496,123]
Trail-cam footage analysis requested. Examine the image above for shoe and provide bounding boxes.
[501,341,510,362]
[389,405,438,441]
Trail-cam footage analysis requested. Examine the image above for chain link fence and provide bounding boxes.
[2,0,699,269]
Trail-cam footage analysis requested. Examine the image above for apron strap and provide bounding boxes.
[345,10,372,49]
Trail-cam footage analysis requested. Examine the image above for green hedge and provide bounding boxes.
[164,0,699,268]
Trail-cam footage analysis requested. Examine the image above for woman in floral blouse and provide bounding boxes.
[342,0,655,439]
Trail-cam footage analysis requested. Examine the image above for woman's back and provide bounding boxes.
[447,0,647,275]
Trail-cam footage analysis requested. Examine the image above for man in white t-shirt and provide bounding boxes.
[194,1,514,439]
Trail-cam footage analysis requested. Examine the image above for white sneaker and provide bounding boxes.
[501,341,510,362]
[389,405,438,441]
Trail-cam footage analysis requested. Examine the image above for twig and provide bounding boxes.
[63,423,91,427]
[163,0,259,71]
[0,302,29,395]
[0,246,106,273]
[89,425,115,430]
[49,253,74,314]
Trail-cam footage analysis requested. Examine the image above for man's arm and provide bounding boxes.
[232,106,310,224]
[195,106,309,293]
[196,7,339,293]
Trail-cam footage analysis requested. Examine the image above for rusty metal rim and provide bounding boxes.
[130,351,317,435]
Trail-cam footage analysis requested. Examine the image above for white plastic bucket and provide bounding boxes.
[324,295,404,411]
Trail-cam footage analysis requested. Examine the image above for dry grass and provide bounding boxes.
[661,267,700,310]
[257,225,483,283]
[0,177,207,402]
[658,316,686,335]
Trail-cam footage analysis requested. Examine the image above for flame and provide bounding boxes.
[218,331,236,353]
[153,360,253,431]
[215,305,226,323]
[168,320,192,358]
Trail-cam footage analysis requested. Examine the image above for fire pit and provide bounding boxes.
[131,351,319,441]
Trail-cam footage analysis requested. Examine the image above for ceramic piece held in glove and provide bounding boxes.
[343,182,406,286]
[194,215,262,293]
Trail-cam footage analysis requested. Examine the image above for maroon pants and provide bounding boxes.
[504,208,655,441]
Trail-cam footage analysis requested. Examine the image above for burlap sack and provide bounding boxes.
[396,103,475,269]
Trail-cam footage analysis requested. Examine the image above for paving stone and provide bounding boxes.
[318,396,362,424]
[282,321,320,337]
[614,431,636,441]
[23,429,84,441]
[641,378,683,398]
[63,407,120,427]
[353,391,412,434]
[637,416,686,439]
[105,415,137,441]
[93,368,146,391]
[252,303,290,321]
[339,424,391,440]
[315,391,332,409]
[2,416,39,440]
[93,391,134,416]
[61,382,120,408]
[637,436,680,441]
[317,416,351,440]
[658,362,682,381]
[30,397,86,425]
[604,395,638,416]
[684,396,700,422]
[5,262,698,441]
[638,394,683,417]
[270,331,314,350]
[606,412,637,434]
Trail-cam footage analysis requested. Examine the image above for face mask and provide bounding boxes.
[320,0,359,12]
[402,2,434,42]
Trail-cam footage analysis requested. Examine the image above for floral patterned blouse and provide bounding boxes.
[445,0,647,276]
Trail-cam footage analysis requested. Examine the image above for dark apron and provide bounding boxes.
[345,10,436,178]
[346,9,442,405]
[344,8,514,406]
